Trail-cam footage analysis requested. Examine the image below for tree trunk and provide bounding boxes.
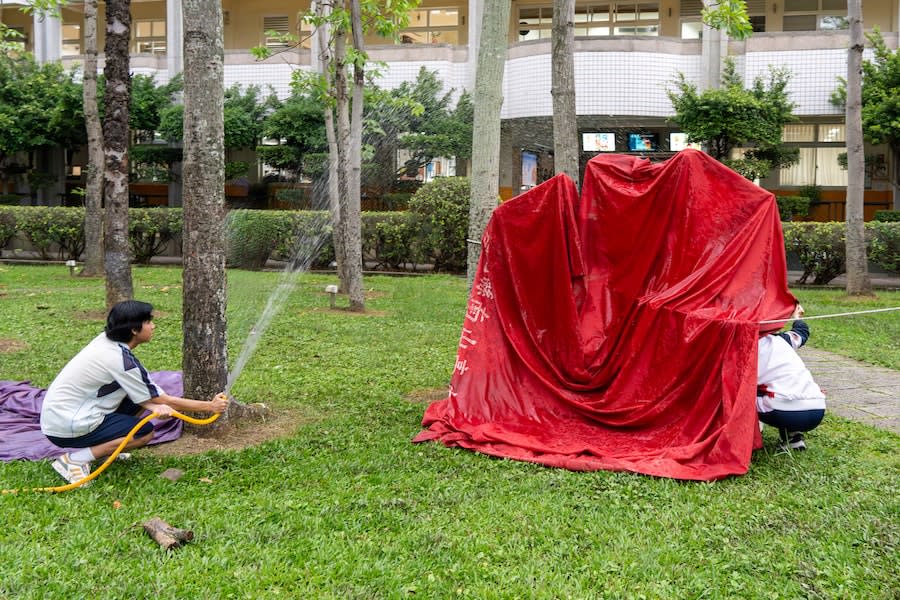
[334,27,353,295]
[467,0,510,286]
[315,1,347,291]
[345,0,365,312]
[102,0,133,308]
[551,0,579,188]
[80,0,104,277]
[845,0,871,296]
[181,0,229,411]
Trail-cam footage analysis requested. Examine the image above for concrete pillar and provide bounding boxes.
[32,12,62,63]
[700,0,729,90]
[466,0,482,89]
[166,0,184,76]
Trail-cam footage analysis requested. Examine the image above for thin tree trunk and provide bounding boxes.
[102,0,133,307]
[551,0,579,188]
[334,27,353,294]
[181,0,228,409]
[346,0,365,312]
[845,0,871,295]
[315,1,346,290]
[80,0,104,277]
[467,0,511,286]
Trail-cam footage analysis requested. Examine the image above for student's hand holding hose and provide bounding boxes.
[792,304,805,320]
[209,392,229,413]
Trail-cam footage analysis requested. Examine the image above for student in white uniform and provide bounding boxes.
[40,300,228,484]
[757,304,826,451]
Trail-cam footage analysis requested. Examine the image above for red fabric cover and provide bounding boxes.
[413,150,796,480]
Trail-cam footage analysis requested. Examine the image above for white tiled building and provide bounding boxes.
[4,0,899,215]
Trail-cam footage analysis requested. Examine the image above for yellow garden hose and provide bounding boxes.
[2,410,220,494]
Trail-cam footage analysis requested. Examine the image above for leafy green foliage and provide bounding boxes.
[160,84,272,150]
[0,267,897,598]
[0,53,84,171]
[367,212,423,271]
[775,195,811,221]
[783,222,847,285]
[129,208,183,264]
[668,59,797,178]
[13,206,85,260]
[225,209,293,270]
[867,221,900,273]
[128,73,183,143]
[874,210,900,222]
[256,91,327,177]
[702,0,753,41]
[0,207,16,248]
[408,176,470,272]
[832,30,900,156]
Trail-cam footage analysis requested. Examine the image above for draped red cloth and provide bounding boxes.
[413,150,796,480]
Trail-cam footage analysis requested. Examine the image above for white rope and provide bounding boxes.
[760,306,900,324]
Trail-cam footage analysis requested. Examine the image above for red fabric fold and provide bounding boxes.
[413,150,796,480]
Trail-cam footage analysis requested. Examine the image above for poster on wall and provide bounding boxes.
[670,132,702,152]
[521,151,538,189]
[582,132,616,152]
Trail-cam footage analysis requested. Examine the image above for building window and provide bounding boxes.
[134,19,166,54]
[779,123,848,187]
[263,15,290,49]
[783,0,848,32]
[401,7,459,44]
[62,23,81,55]
[518,2,659,41]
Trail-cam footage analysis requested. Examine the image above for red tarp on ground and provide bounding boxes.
[413,149,796,480]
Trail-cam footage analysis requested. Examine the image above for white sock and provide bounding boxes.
[69,448,95,463]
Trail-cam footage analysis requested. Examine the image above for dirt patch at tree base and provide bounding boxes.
[406,387,448,404]
[0,339,28,353]
[142,406,313,457]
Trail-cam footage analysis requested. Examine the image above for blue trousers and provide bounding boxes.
[758,408,825,440]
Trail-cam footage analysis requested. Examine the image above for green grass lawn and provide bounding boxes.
[0,265,897,598]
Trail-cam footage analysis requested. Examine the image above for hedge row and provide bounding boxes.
[1,206,898,282]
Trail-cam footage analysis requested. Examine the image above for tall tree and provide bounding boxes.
[551,0,578,187]
[102,0,133,307]
[467,0,511,285]
[668,59,798,180]
[80,0,104,277]
[181,0,228,406]
[260,0,417,310]
[844,0,871,295]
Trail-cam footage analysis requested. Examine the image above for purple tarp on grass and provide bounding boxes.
[0,371,184,461]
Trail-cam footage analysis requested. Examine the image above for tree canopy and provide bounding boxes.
[0,53,84,175]
[668,58,797,180]
[832,30,900,153]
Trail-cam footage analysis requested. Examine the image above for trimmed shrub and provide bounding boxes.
[775,195,810,221]
[129,208,183,264]
[15,206,85,260]
[782,221,846,285]
[874,210,900,222]
[273,211,333,270]
[225,209,291,270]
[0,207,17,249]
[868,221,900,274]
[408,176,470,272]
[364,211,422,271]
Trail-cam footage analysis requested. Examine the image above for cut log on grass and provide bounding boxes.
[143,517,194,550]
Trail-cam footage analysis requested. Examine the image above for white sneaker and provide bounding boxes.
[51,453,92,485]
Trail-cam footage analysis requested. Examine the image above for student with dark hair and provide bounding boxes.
[757,304,826,451]
[40,300,229,485]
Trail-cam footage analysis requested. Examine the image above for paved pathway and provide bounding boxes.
[802,347,900,434]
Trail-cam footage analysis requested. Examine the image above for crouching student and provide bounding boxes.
[756,304,826,451]
[40,300,229,485]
